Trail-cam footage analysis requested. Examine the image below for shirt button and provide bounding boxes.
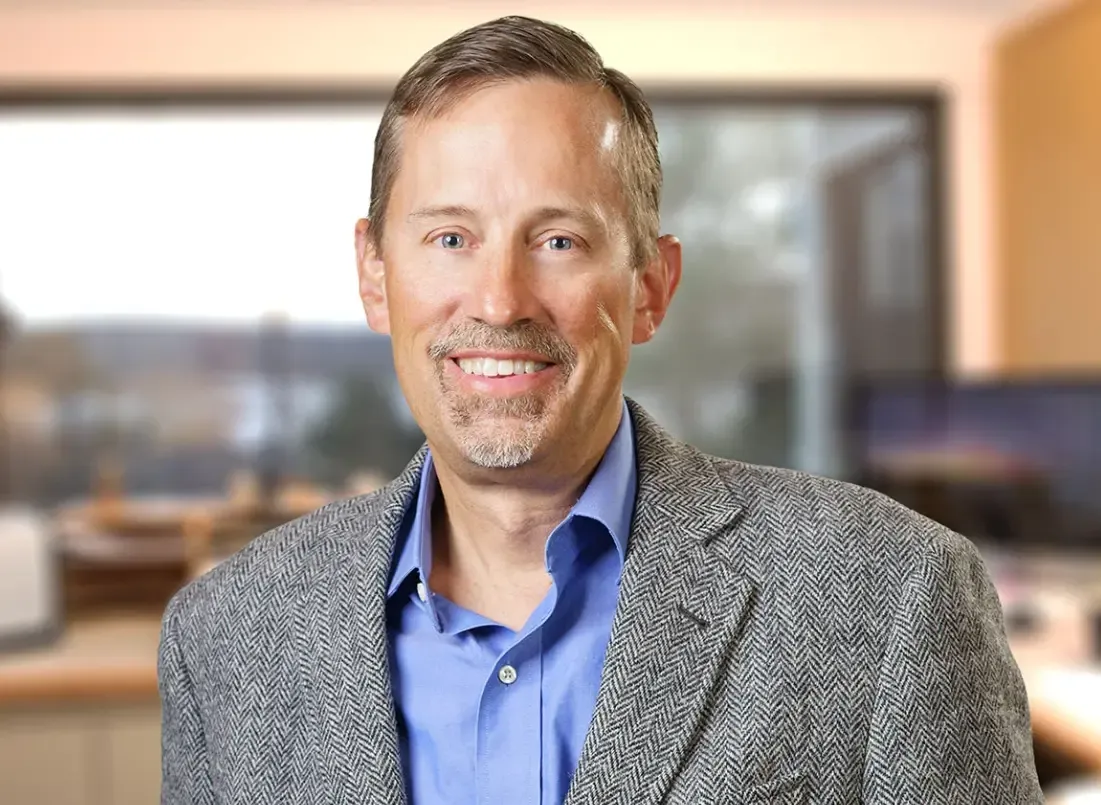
[498,665,518,685]
[416,582,427,603]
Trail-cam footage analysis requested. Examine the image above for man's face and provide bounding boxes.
[357,79,680,472]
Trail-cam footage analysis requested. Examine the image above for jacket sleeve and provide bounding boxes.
[861,534,1043,804]
[158,596,214,805]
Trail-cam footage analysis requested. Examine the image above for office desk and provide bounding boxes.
[0,614,162,805]
[999,551,1101,774]
[0,614,160,704]
[1018,659,1101,773]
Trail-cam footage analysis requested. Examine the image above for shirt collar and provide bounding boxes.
[387,450,437,599]
[386,398,636,599]
[568,398,635,564]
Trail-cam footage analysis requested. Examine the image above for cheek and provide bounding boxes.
[551,280,635,356]
[387,271,428,322]
[385,269,453,342]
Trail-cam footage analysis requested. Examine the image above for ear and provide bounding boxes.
[631,234,682,345]
[355,218,390,335]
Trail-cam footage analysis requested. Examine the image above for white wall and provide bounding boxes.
[0,1,1026,372]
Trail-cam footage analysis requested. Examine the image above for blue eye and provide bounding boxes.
[438,233,464,249]
[546,236,573,251]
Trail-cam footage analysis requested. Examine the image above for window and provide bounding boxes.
[0,92,943,500]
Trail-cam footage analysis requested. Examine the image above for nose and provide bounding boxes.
[468,244,542,327]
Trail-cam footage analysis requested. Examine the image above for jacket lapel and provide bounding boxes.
[565,401,756,805]
[298,400,752,805]
[301,449,427,805]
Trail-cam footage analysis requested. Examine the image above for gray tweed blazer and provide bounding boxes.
[159,400,1042,804]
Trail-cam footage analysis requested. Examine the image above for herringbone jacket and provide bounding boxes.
[159,400,1043,804]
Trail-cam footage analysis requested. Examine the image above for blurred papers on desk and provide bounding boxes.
[0,506,60,652]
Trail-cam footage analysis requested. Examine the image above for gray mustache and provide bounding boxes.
[428,321,576,368]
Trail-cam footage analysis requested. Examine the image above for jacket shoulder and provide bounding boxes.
[163,489,390,630]
[710,456,984,577]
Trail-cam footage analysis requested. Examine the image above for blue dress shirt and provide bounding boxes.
[386,400,637,805]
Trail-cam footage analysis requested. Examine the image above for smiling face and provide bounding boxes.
[357,78,680,476]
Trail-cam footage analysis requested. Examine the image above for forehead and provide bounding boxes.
[392,79,624,212]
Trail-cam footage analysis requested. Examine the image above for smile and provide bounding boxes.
[456,357,551,377]
[444,354,561,397]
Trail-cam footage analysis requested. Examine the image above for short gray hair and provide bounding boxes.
[368,15,662,268]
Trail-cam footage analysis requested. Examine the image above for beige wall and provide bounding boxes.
[0,1,1028,373]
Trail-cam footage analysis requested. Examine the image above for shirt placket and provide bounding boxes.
[475,626,545,805]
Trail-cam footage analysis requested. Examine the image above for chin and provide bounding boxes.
[461,441,538,469]
[452,417,550,470]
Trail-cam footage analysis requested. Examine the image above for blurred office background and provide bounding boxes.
[0,0,1098,802]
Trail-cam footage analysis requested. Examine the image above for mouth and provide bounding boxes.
[451,355,553,378]
[442,353,561,397]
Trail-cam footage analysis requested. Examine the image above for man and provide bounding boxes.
[159,15,1041,805]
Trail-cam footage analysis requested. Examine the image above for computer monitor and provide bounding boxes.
[849,377,1101,549]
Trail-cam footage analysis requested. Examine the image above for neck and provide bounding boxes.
[432,469,588,572]
[425,400,623,626]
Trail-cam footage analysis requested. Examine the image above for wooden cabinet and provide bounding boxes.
[0,708,96,805]
[105,705,163,805]
[0,616,164,805]
[0,703,161,805]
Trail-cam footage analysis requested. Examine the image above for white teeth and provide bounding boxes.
[457,357,550,377]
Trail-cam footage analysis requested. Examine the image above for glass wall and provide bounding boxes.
[0,97,940,502]
[635,102,936,476]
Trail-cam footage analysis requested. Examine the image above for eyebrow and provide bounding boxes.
[406,204,606,233]
[528,206,606,233]
[407,205,477,222]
